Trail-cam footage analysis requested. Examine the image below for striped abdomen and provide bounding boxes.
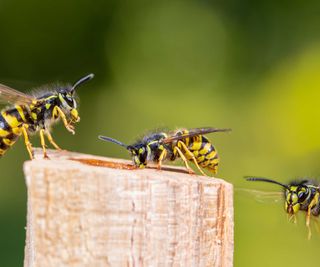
[0,105,29,156]
[180,134,219,173]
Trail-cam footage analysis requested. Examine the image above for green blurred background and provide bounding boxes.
[1,0,320,266]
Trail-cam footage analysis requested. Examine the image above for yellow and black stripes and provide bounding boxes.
[173,130,219,174]
[0,106,28,156]
[0,94,77,158]
[0,99,60,157]
[99,127,227,176]
[193,135,219,173]
[0,94,76,158]
[0,74,93,159]
[0,131,20,156]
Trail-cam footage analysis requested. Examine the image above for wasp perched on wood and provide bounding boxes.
[246,176,320,238]
[0,74,94,159]
[99,127,231,175]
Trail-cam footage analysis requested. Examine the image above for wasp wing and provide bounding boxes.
[0,83,35,105]
[236,188,283,204]
[161,127,231,144]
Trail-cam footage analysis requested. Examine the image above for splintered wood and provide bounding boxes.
[23,150,233,267]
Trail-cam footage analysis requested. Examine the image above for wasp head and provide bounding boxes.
[98,135,149,168]
[127,144,148,168]
[285,183,310,214]
[58,74,94,123]
[245,176,314,215]
[58,92,79,122]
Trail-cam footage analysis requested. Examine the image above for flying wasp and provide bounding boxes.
[246,176,320,237]
[99,127,231,176]
[0,73,94,159]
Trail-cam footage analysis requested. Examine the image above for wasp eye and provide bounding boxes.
[62,93,74,107]
[298,190,307,201]
[67,96,73,104]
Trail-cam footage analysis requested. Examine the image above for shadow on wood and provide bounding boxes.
[24,149,233,267]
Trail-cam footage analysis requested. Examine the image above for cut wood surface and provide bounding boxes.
[23,149,233,267]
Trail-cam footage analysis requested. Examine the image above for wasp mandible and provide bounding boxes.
[0,74,94,159]
[99,127,231,175]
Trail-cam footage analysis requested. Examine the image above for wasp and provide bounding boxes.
[0,74,94,159]
[99,127,231,175]
[246,176,320,237]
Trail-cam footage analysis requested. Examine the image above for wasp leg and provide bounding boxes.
[306,207,312,240]
[288,213,297,225]
[45,130,62,150]
[157,148,167,170]
[177,141,206,176]
[314,217,320,235]
[307,225,312,240]
[21,125,34,160]
[54,106,75,135]
[306,193,319,226]
[173,146,195,174]
[306,192,319,239]
[39,129,49,159]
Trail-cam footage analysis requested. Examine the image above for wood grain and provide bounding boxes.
[23,149,233,267]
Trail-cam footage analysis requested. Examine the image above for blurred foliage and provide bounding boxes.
[0,0,320,266]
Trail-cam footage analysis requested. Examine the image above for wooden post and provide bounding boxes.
[23,149,233,267]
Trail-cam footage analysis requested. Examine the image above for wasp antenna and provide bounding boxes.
[72,73,94,91]
[245,176,290,190]
[215,128,232,132]
[200,127,232,133]
[98,135,129,149]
